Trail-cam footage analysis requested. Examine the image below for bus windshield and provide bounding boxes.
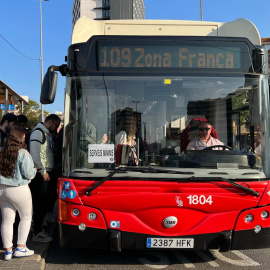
[63,74,270,179]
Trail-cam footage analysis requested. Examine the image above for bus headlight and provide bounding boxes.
[72,208,80,216]
[245,214,254,223]
[261,210,269,219]
[254,225,262,233]
[88,212,97,220]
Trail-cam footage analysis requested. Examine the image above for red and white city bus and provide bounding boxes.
[41,17,270,251]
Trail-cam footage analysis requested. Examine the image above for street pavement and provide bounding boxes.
[0,207,56,270]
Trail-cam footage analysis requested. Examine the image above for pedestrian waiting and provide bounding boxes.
[29,114,61,242]
[0,126,37,260]
[17,114,31,151]
[0,113,18,148]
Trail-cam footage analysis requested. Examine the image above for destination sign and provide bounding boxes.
[88,144,114,163]
[98,43,243,70]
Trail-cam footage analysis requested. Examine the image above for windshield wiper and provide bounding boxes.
[85,167,194,195]
[85,169,259,197]
[85,170,117,196]
[188,176,260,197]
[71,169,93,174]
[118,166,194,175]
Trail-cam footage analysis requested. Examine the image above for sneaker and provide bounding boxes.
[13,246,34,258]
[5,249,13,261]
[32,230,53,243]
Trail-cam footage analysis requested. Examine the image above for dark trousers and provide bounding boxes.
[29,172,49,234]
[47,171,58,213]
[29,170,58,234]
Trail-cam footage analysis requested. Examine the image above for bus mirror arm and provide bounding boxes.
[49,64,68,76]
[40,64,68,104]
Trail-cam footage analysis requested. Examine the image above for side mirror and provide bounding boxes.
[40,66,58,104]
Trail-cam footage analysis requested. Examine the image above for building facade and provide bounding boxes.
[261,38,270,74]
[72,0,145,28]
[0,80,29,116]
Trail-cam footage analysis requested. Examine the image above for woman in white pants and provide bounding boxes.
[0,126,36,260]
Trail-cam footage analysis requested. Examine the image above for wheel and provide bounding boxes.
[203,145,232,150]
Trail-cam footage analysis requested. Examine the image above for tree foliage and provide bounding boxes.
[17,99,49,131]
[232,93,249,126]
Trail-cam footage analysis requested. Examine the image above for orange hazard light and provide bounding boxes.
[58,199,67,221]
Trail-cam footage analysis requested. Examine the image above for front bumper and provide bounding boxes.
[59,223,270,251]
[231,227,270,249]
[59,223,231,251]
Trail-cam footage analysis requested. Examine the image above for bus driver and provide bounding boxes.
[186,122,224,150]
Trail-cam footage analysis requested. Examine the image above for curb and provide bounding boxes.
[0,231,52,270]
[0,213,56,269]
[37,242,50,270]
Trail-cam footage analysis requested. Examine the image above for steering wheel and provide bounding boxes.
[203,145,232,150]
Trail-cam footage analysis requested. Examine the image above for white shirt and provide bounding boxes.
[186,136,224,150]
[115,130,128,146]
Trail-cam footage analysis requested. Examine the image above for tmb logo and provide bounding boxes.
[162,216,178,228]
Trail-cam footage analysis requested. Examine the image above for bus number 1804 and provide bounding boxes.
[187,195,213,205]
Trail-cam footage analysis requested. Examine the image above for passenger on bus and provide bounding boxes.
[115,114,138,166]
[186,122,224,150]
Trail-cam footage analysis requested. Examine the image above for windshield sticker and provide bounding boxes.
[88,144,114,163]
[61,190,68,200]
[175,196,183,207]
[110,221,120,228]
[63,181,71,190]
[68,190,76,199]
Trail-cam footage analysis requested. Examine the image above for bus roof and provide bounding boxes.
[72,16,261,46]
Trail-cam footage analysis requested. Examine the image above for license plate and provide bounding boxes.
[147,238,194,248]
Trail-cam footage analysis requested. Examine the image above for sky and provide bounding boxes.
[1,0,270,113]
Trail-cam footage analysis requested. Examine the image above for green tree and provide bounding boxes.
[17,99,49,131]
[232,93,249,126]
